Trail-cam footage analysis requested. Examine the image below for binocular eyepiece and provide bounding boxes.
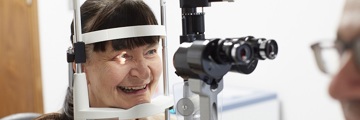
[173,36,278,83]
[213,36,278,64]
[244,36,278,60]
[212,36,278,74]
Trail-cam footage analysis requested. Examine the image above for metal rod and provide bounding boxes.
[68,63,73,87]
[160,0,168,96]
[68,47,74,89]
[183,82,194,120]
[189,79,223,120]
[160,0,170,120]
[73,0,83,73]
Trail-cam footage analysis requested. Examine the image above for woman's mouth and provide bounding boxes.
[117,84,148,93]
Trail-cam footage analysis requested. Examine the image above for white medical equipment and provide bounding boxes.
[68,0,279,119]
[172,0,278,120]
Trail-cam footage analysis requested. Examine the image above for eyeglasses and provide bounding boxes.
[311,39,360,75]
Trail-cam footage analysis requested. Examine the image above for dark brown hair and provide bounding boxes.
[63,0,159,119]
[71,0,159,52]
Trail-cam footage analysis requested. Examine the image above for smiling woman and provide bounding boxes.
[34,0,167,119]
[85,42,161,109]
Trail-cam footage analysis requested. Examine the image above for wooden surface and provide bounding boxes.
[0,0,43,117]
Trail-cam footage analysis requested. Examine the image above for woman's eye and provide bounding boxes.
[146,49,157,55]
[113,52,132,61]
[121,54,132,59]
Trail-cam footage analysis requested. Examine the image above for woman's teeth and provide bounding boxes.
[118,85,146,93]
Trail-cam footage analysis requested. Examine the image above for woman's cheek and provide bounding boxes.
[152,58,162,76]
[102,63,129,86]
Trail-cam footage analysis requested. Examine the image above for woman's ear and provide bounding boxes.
[73,62,89,84]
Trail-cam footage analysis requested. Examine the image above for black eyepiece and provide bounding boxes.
[230,59,258,74]
[213,39,253,65]
[231,42,253,65]
[260,39,278,60]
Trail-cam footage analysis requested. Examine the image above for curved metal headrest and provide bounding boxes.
[80,25,166,44]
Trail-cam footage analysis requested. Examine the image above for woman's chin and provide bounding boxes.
[132,97,151,104]
[116,97,151,109]
[343,100,360,120]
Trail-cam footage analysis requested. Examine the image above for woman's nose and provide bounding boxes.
[329,52,360,100]
[129,60,150,80]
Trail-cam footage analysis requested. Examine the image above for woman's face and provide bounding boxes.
[329,2,360,119]
[84,42,162,109]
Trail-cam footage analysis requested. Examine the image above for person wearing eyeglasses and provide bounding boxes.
[311,0,360,119]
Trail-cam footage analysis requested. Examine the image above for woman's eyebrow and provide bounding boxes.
[109,48,128,56]
[145,43,159,49]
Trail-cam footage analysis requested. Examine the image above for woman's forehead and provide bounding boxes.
[337,0,360,41]
[110,42,159,52]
